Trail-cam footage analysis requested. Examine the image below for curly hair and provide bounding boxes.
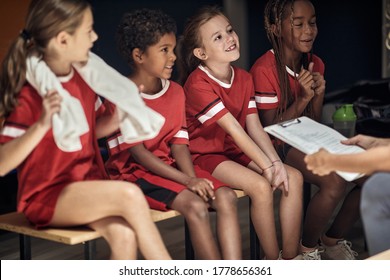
[116,8,177,73]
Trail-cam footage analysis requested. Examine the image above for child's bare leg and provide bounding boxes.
[50,180,171,260]
[285,148,348,248]
[89,216,137,260]
[171,190,220,259]
[325,185,361,241]
[278,164,303,259]
[213,160,279,260]
[211,187,242,259]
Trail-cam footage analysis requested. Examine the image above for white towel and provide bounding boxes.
[26,52,165,152]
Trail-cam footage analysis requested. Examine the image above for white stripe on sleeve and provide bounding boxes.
[0,126,26,138]
[198,101,225,124]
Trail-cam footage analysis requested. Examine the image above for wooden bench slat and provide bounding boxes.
[0,212,100,245]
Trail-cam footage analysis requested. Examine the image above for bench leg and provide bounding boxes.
[184,220,195,260]
[84,240,96,260]
[249,199,261,260]
[19,234,31,260]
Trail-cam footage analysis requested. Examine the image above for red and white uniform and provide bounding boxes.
[184,65,257,172]
[250,49,325,110]
[0,70,107,227]
[105,79,226,211]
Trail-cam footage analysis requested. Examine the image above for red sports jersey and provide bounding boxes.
[184,65,258,160]
[250,49,325,110]
[105,79,189,181]
[0,69,107,226]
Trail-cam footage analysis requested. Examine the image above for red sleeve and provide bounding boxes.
[250,63,279,110]
[0,86,40,144]
[184,73,229,128]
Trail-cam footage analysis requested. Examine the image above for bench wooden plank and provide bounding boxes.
[0,212,100,245]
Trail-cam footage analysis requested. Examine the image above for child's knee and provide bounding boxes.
[287,166,304,185]
[183,199,210,220]
[105,221,136,249]
[215,187,237,205]
[320,174,348,199]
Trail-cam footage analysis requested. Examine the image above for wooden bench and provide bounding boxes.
[0,190,256,260]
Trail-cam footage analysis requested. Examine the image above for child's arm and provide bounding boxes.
[260,63,325,126]
[216,112,275,183]
[129,144,214,201]
[305,145,390,176]
[246,113,289,191]
[171,144,215,201]
[0,91,61,176]
[95,106,119,139]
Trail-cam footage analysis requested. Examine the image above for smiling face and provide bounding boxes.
[139,32,177,80]
[280,0,317,56]
[197,14,240,65]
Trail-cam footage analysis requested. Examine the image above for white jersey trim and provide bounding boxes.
[198,101,225,124]
[174,130,189,139]
[255,95,278,104]
[248,100,257,109]
[107,135,125,149]
[198,65,234,89]
[0,126,26,138]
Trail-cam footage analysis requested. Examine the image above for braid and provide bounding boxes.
[264,0,292,122]
[264,0,316,121]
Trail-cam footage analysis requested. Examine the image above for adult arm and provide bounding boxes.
[305,145,390,175]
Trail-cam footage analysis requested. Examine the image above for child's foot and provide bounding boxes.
[278,250,303,260]
[321,235,358,260]
[300,242,323,260]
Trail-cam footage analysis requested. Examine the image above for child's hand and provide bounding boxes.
[309,61,325,97]
[311,71,325,97]
[271,160,289,193]
[262,165,275,186]
[304,148,334,175]
[38,90,62,129]
[298,62,315,101]
[186,177,215,202]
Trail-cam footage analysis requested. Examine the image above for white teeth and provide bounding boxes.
[226,44,236,51]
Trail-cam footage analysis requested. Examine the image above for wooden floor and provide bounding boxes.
[0,193,369,260]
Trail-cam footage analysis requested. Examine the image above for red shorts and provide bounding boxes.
[22,183,68,228]
[132,165,227,211]
[193,151,251,174]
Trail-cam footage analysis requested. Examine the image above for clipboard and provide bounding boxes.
[264,116,365,182]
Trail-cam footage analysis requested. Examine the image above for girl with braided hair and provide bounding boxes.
[250,0,360,259]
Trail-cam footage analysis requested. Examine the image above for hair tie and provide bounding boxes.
[20,29,32,42]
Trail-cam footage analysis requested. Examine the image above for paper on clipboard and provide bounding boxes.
[264,116,365,182]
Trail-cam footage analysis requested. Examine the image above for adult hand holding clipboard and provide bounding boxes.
[304,148,339,176]
[264,117,365,181]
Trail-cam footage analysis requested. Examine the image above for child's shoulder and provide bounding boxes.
[311,54,325,66]
[250,49,275,72]
[231,66,253,81]
[168,79,184,91]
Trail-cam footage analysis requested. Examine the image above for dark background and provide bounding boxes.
[91,0,382,92]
